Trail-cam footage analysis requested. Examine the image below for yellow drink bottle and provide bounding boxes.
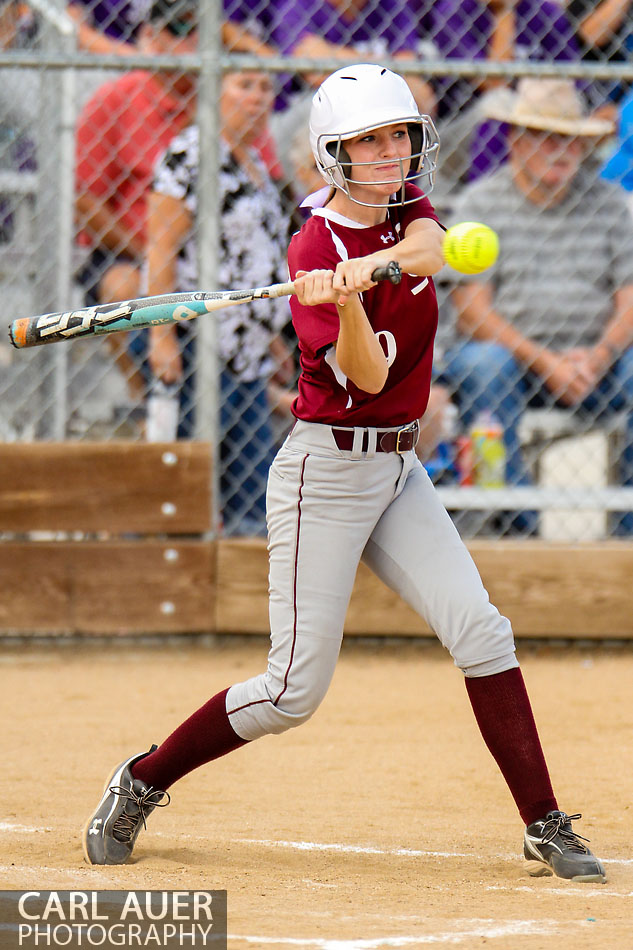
[470,410,506,487]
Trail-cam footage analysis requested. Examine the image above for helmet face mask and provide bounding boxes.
[309,64,440,208]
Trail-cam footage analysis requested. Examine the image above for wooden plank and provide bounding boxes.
[0,541,215,634]
[216,538,271,633]
[216,537,427,635]
[3,537,633,638]
[216,539,633,638]
[0,442,212,535]
[474,541,633,637]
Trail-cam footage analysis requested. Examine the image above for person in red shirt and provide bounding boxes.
[82,64,605,885]
[73,0,198,392]
[74,0,198,311]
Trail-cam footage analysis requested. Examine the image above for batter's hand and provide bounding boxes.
[332,257,384,299]
[294,269,350,307]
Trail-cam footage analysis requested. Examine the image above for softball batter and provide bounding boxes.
[83,63,605,883]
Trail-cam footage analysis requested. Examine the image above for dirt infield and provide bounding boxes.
[1,638,632,949]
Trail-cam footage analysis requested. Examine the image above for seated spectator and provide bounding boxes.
[1,0,37,311]
[74,0,198,396]
[146,70,296,536]
[440,79,633,535]
[0,0,39,433]
[427,0,580,212]
[567,0,633,114]
[0,0,38,177]
[267,0,435,122]
[602,85,633,213]
[69,0,278,58]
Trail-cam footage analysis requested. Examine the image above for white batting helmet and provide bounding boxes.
[309,63,440,207]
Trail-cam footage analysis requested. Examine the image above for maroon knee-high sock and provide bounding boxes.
[131,687,247,791]
[465,667,558,826]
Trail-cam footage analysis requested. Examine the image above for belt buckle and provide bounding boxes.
[395,421,419,454]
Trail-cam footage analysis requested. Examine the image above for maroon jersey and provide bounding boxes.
[287,183,441,427]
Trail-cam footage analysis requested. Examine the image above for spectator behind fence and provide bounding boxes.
[146,71,296,536]
[426,0,580,214]
[440,79,633,536]
[567,0,633,114]
[74,0,198,396]
[0,0,38,175]
[0,0,38,436]
[69,0,279,59]
[270,0,434,112]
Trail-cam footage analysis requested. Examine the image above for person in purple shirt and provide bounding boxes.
[428,0,581,189]
[262,0,435,115]
[69,0,278,58]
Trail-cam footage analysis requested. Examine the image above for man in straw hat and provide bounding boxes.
[441,77,633,535]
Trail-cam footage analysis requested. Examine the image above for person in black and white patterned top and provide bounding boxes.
[146,70,296,535]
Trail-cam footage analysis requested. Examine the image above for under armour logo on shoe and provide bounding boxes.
[88,818,103,836]
[380,231,395,244]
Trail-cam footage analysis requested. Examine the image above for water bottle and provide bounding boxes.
[146,380,179,442]
[470,410,506,487]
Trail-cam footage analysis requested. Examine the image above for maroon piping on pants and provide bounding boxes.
[273,452,307,705]
[227,453,309,719]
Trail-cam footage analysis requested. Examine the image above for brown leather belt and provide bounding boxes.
[332,421,420,454]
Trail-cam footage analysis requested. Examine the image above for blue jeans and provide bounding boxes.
[137,325,275,536]
[219,372,275,537]
[441,341,633,534]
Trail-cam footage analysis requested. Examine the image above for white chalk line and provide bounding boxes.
[2,825,631,875]
[238,838,633,867]
[301,879,338,889]
[228,919,589,948]
[0,821,53,834]
[238,839,499,860]
[487,885,632,897]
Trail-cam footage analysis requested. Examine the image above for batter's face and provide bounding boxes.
[343,124,413,203]
[511,127,586,203]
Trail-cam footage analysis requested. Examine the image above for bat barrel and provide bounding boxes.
[9,318,40,349]
[7,267,398,349]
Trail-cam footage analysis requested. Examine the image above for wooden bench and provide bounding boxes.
[0,442,215,634]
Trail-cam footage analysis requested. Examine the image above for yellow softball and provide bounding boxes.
[443,222,499,275]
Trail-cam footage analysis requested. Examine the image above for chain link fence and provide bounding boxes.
[2,0,633,538]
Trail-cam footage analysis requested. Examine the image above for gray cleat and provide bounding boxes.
[523,810,606,883]
[83,745,169,865]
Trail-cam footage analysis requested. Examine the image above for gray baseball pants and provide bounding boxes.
[226,419,517,741]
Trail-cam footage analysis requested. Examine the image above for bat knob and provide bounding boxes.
[384,261,402,285]
[370,261,402,285]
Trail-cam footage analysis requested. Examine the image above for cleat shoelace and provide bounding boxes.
[109,784,171,843]
[541,813,590,854]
